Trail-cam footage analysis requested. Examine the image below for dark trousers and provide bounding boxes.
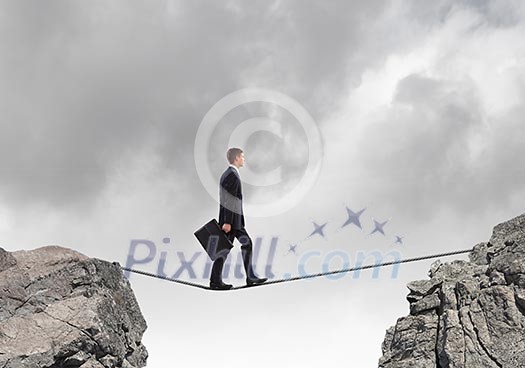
[210,227,257,282]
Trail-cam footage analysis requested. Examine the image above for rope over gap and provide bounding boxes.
[116,248,472,291]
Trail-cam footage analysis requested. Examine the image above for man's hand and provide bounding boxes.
[222,223,231,233]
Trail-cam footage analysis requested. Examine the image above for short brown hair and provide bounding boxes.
[226,147,243,164]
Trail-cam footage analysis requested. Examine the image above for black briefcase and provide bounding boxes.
[194,218,234,261]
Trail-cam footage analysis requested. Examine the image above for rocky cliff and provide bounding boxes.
[0,245,148,368]
[379,213,525,368]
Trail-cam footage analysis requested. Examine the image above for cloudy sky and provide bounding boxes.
[1,0,525,367]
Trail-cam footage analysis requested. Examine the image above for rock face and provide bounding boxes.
[379,213,525,368]
[0,245,148,368]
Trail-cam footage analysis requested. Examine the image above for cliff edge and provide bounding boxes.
[379,213,525,367]
[0,245,148,368]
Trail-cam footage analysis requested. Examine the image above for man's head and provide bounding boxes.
[227,147,244,168]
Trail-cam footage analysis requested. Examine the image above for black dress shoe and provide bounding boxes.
[209,280,233,290]
[246,276,268,286]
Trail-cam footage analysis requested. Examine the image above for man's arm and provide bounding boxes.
[220,173,240,230]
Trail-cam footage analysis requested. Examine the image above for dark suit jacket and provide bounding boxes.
[218,166,245,230]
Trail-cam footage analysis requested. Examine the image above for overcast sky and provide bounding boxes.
[1,1,525,367]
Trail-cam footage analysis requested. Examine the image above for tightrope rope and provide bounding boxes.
[116,248,472,291]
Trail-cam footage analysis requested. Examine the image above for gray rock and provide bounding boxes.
[379,213,525,367]
[379,311,439,368]
[406,278,442,303]
[0,245,148,368]
[409,293,441,315]
[428,260,442,278]
[0,247,17,272]
[489,213,525,250]
[469,242,491,265]
[488,270,507,286]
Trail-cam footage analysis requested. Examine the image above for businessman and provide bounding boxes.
[210,147,268,290]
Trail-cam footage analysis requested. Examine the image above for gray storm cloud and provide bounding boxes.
[1,0,524,221]
[0,0,392,209]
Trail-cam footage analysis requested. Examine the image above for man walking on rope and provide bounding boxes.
[210,147,268,290]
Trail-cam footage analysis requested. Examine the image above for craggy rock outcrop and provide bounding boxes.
[0,245,148,368]
[379,213,525,368]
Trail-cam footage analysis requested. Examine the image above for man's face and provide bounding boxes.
[235,152,245,167]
